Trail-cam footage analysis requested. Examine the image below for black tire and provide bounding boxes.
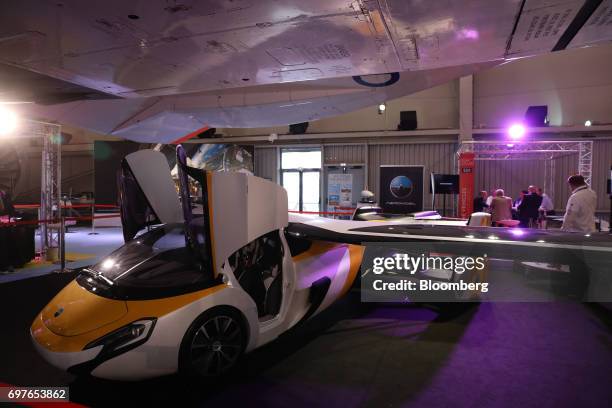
[179,307,247,377]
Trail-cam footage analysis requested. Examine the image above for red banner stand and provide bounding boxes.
[458,152,475,219]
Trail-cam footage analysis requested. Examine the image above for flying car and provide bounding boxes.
[31,148,364,380]
[31,147,612,380]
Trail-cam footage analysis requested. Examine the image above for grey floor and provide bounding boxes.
[0,226,124,283]
[1,228,611,407]
[1,270,610,407]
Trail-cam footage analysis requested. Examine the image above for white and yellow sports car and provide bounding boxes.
[32,147,608,381]
[31,147,364,380]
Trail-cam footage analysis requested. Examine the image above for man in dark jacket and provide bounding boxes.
[473,191,488,213]
[518,185,542,227]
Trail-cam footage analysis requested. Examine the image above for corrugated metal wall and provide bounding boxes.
[474,140,611,212]
[368,142,457,211]
[592,139,612,212]
[254,138,612,213]
[255,143,457,211]
[551,153,578,211]
[475,159,546,205]
[323,145,365,164]
[254,147,277,182]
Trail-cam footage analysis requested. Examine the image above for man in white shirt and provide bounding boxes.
[537,187,555,215]
[561,175,597,233]
[485,190,494,208]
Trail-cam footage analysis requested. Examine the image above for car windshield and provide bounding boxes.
[78,221,216,300]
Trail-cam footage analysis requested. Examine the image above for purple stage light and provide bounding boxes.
[508,124,526,140]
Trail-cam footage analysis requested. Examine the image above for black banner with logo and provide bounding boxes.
[379,165,424,214]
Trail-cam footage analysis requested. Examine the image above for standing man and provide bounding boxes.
[518,185,543,227]
[537,187,555,228]
[490,189,512,226]
[561,175,597,233]
[485,190,494,208]
[537,187,555,215]
[473,190,488,213]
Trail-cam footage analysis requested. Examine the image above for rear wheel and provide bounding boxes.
[180,307,247,377]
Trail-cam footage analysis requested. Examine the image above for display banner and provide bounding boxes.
[458,152,475,219]
[327,173,353,212]
[379,165,423,214]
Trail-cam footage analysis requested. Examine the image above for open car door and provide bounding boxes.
[118,150,183,242]
[175,144,288,277]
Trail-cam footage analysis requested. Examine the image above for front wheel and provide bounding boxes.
[179,307,247,377]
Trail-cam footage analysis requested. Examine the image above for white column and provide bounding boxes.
[459,75,474,142]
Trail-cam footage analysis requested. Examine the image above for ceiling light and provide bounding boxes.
[0,106,19,135]
[508,123,526,140]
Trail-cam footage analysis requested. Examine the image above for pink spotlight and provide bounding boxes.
[508,124,526,140]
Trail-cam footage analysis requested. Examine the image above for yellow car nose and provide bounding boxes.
[41,280,127,336]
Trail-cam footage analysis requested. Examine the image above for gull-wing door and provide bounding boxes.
[175,145,213,274]
[175,144,288,277]
[207,169,289,276]
[118,150,183,241]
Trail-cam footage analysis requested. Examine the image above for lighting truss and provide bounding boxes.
[457,140,594,202]
[17,120,62,261]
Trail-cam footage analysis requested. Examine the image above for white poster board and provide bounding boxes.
[327,173,353,213]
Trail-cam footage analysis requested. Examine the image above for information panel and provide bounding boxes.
[327,173,353,213]
[379,165,424,214]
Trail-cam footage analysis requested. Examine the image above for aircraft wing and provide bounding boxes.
[287,212,612,263]
[2,0,612,142]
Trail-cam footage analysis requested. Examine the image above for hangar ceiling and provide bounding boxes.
[1,0,611,142]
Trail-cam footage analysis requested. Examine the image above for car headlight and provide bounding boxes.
[84,318,156,353]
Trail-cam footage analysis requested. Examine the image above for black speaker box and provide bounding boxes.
[398,110,417,131]
[525,105,548,127]
[289,122,309,134]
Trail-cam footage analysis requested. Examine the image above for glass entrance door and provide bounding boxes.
[281,170,321,212]
[282,172,300,211]
[301,171,320,212]
[280,149,321,212]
